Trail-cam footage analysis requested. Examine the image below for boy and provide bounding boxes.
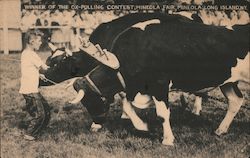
[19,29,50,140]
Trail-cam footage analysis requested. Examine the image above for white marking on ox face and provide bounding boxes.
[132,19,161,31]
[48,42,67,59]
[51,50,65,59]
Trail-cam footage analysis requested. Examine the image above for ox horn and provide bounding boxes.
[69,89,85,104]
[65,77,81,89]
[48,42,57,53]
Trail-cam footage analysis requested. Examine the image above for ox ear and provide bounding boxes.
[69,89,85,104]
[51,49,65,59]
[65,48,73,56]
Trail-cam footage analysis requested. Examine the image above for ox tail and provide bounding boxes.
[231,24,249,59]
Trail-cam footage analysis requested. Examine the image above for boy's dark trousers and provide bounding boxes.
[22,93,51,138]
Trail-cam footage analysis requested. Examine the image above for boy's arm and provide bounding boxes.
[40,64,50,70]
[32,53,50,70]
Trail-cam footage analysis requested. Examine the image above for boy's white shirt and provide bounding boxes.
[19,49,44,94]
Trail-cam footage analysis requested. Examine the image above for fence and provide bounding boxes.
[0,0,22,54]
[0,0,94,54]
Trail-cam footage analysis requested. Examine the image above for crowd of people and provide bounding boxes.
[20,9,121,50]
[171,9,249,28]
[20,8,249,51]
[21,9,121,29]
[198,10,249,26]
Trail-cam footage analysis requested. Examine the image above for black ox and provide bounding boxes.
[40,13,249,146]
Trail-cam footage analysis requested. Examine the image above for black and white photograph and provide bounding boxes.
[0,0,249,157]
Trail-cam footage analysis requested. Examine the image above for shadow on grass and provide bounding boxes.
[2,109,27,129]
[3,101,250,149]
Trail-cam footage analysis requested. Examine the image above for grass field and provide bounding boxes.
[1,53,250,158]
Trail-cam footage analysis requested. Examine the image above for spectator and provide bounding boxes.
[219,11,231,27]
[237,11,249,25]
[230,10,238,26]
[40,10,51,26]
[50,10,65,48]
[61,10,73,48]
[21,10,37,30]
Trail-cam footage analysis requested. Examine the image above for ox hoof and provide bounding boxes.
[214,128,227,136]
[24,134,36,141]
[162,138,174,146]
[90,122,102,132]
[192,111,201,116]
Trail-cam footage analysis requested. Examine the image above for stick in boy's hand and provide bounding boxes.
[39,74,47,81]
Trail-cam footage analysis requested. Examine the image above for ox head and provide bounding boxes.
[69,77,110,125]
[39,43,98,86]
[46,43,72,66]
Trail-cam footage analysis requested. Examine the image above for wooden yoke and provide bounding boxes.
[95,44,109,61]
[79,38,120,69]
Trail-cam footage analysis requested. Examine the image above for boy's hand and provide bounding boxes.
[41,64,50,70]
[39,74,47,81]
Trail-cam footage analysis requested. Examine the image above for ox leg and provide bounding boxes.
[152,96,174,146]
[192,96,202,115]
[121,111,130,119]
[114,93,130,120]
[120,93,148,131]
[180,93,188,109]
[215,83,244,135]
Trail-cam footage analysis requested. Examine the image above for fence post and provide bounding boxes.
[3,0,9,55]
